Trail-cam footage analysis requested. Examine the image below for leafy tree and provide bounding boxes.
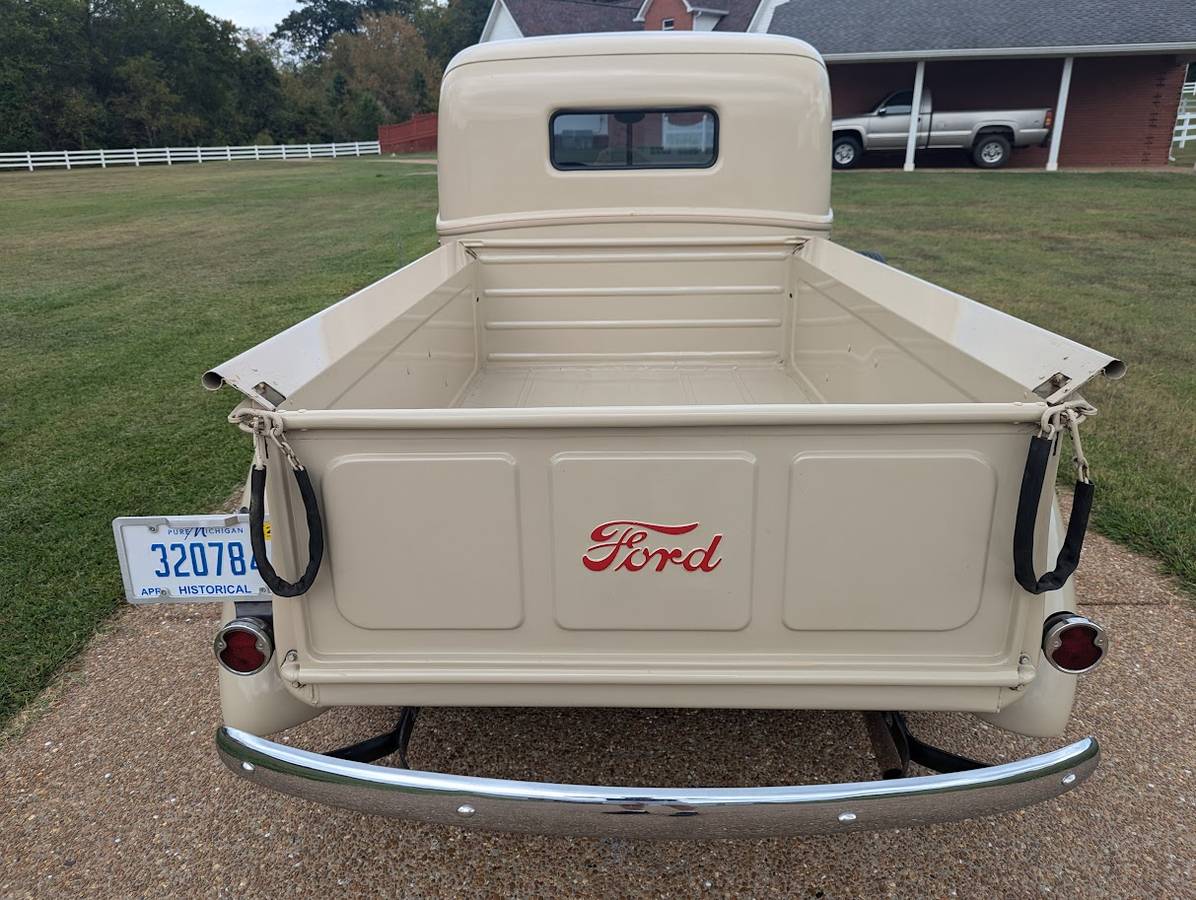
[0,0,496,152]
[0,0,95,150]
[325,12,440,123]
[55,87,106,149]
[273,0,420,61]
[273,65,337,142]
[87,0,250,145]
[348,91,386,138]
[108,53,199,144]
[234,37,286,139]
[418,0,491,70]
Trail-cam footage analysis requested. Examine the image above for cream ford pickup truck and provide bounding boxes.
[115,33,1124,838]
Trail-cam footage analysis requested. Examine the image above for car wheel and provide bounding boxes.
[832,135,862,169]
[973,134,1011,168]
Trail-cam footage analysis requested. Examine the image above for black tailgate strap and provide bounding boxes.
[234,410,325,598]
[1012,404,1095,595]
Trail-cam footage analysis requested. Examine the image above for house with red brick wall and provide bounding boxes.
[632,0,761,32]
[477,0,1196,169]
[478,0,760,41]
[480,0,642,42]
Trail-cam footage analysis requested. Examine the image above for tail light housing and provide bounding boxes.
[214,617,273,676]
[1044,109,1054,129]
[1042,613,1107,674]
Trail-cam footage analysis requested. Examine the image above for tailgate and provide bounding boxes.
[260,407,1055,715]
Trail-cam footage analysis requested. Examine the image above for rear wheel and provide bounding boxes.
[973,134,1011,168]
[832,134,862,169]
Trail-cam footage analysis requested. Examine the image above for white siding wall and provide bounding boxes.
[482,0,525,41]
[746,0,787,33]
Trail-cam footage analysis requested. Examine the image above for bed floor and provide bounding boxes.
[453,364,817,408]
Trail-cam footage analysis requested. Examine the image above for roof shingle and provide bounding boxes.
[710,0,764,33]
[499,0,763,38]
[503,0,641,37]
[766,0,1196,56]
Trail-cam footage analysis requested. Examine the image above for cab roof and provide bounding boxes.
[445,32,824,74]
[436,30,833,239]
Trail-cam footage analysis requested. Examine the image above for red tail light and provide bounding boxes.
[214,618,273,675]
[1042,614,1107,674]
[1044,109,1054,129]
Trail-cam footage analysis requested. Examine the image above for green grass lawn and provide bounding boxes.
[0,159,439,724]
[833,170,1196,601]
[1171,144,1196,168]
[1,160,1193,726]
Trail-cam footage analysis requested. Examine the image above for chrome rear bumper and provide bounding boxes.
[217,726,1099,839]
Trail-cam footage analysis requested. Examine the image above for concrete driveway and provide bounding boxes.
[2,521,1192,898]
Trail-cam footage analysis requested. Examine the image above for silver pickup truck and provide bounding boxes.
[116,33,1122,839]
[832,89,1053,168]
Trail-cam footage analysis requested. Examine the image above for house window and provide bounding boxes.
[550,109,718,170]
[661,18,675,29]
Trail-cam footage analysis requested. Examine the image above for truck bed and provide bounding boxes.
[207,235,1119,414]
[205,234,1121,718]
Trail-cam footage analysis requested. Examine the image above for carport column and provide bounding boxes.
[903,61,926,172]
[1046,57,1074,171]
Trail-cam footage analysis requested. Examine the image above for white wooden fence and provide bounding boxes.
[1174,112,1195,151]
[1172,83,1196,158]
[0,141,381,172]
[1180,82,1196,117]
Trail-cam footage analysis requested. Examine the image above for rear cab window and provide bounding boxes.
[551,108,718,170]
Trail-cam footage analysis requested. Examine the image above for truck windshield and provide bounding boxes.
[550,109,718,170]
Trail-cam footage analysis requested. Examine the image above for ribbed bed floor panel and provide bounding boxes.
[454,364,817,408]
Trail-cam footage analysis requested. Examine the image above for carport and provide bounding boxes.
[762,0,1196,169]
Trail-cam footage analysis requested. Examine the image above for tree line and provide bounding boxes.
[0,0,491,152]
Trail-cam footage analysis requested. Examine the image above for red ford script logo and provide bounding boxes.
[583,521,723,573]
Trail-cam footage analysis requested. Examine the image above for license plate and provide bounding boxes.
[112,514,270,604]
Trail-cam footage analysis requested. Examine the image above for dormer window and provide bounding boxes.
[661,18,675,30]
